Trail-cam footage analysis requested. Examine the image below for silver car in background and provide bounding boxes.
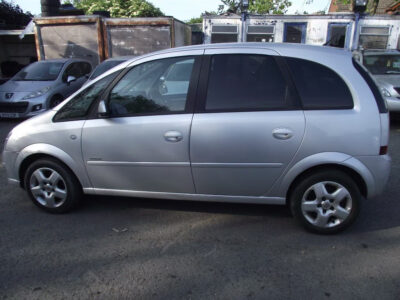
[2,43,391,234]
[0,58,92,118]
[82,56,134,88]
[361,50,400,112]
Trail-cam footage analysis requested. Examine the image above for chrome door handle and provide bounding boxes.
[164,131,183,142]
[272,128,293,140]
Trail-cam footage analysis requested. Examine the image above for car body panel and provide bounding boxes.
[190,111,305,196]
[81,114,195,193]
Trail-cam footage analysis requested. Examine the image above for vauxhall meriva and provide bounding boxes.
[2,44,391,234]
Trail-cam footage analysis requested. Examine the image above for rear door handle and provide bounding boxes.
[164,131,183,142]
[272,128,293,140]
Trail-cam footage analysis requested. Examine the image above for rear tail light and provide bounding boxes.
[380,146,388,155]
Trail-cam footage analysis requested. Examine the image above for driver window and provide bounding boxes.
[62,62,84,82]
[108,56,195,116]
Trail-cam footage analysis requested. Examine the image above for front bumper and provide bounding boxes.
[0,95,49,119]
[2,150,20,185]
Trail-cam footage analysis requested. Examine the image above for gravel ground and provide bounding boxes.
[1,118,400,299]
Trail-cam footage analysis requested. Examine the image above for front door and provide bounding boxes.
[190,51,305,197]
[82,54,201,194]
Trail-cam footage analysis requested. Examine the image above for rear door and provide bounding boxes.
[190,49,305,197]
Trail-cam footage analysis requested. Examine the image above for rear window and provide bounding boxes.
[205,54,297,112]
[286,57,353,110]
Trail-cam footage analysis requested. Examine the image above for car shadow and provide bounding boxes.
[81,194,291,219]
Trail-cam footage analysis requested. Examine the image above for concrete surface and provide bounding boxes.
[1,117,400,299]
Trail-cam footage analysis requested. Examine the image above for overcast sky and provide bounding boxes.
[11,0,332,21]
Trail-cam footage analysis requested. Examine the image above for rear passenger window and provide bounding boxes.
[205,54,296,111]
[286,58,353,109]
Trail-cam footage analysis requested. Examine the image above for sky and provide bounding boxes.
[11,0,332,21]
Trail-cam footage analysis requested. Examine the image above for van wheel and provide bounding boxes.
[49,95,64,108]
[24,158,82,213]
[290,170,361,234]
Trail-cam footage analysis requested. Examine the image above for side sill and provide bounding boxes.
[83,188,286,205]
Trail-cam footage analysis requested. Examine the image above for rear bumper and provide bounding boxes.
[354,154,391,198]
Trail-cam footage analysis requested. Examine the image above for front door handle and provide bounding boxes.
[272,128,293,140]
[164,131,183,142]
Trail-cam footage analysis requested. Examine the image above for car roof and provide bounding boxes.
[103,56,136,62]
[123,42,352,64]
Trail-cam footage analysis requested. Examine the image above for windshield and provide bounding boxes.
[90,60,125,80]
[13,61,64,81]
[363,55,400,75]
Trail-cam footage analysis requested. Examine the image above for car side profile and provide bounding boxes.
[2,43,391,233]
[0,58,92,118]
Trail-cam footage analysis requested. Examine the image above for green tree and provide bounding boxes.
[0,0,32,29]
[187,16,203,24]
[218,0,292,14]
[326,0,380,15]
[249,0,292,14]
[71,0,164,17]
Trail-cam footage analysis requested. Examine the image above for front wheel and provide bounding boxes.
[24,158,82,213]
[290,170,361,234]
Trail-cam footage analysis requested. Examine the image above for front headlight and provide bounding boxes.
[380,87,391,98]
[22,86,51,100]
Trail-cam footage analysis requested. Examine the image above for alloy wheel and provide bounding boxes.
[301,181,352,229]
[29,167,68,208]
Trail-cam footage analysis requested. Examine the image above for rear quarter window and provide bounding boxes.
[286,57,354,110]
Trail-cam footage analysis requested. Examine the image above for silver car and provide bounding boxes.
[2,43,391,233]
[361,50,400,112]
[82,56,135,88]
[0,58,92,118]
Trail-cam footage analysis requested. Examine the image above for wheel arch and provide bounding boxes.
[286,164,368,205]
[16,144,90,189]
[275,152,374,203]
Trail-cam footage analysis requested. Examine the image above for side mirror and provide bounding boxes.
[67,75,77,84]
[98,100,109,117]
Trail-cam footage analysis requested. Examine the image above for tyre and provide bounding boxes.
[24,158,82,213]
[290,170,361,234]
[49,95,64,108]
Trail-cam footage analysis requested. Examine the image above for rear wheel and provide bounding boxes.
[24,158,82,213]
[290,170,361,234]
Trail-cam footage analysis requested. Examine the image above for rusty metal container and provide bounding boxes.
[34,15,191,66]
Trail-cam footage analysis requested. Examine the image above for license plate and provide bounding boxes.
[0,113,18,118]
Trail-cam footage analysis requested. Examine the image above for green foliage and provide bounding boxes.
[331,0,380,14]
[187,16,203,24]
[249,0,292,14]
[0,0,32,29]
[218,0,292,15]
[72,0,164,18]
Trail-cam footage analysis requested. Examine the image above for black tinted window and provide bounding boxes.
[54,72,118,122]
[108,57,194,116]
[286,58,353,109]
[205,54,294,111]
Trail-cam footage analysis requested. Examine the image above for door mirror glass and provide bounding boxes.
[67,75,77,83]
